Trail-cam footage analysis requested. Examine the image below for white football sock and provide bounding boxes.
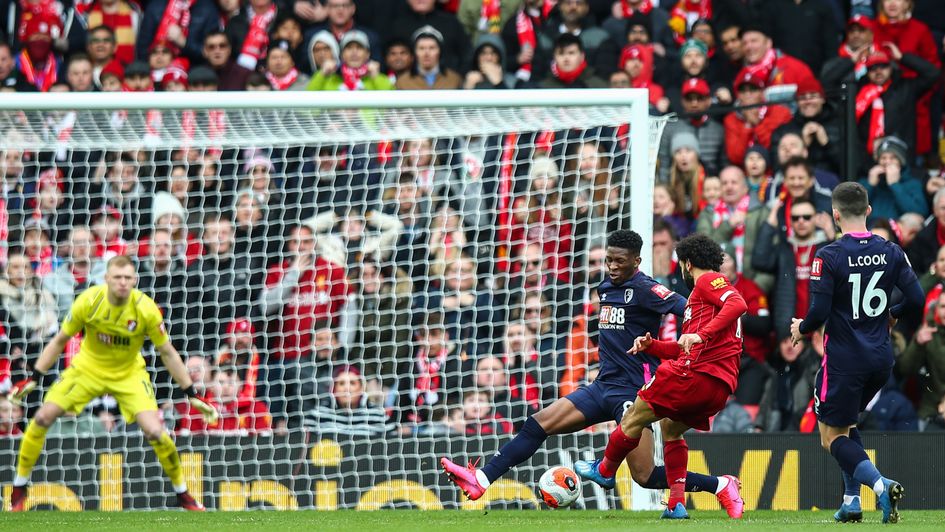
[872,479,885,496]
[13,475,29,487]
[714,476,729,494]
[173,483,188,494]
[475,470,491,489]
[843,494,860,506]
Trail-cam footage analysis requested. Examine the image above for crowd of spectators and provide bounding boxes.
[2,0,945,438]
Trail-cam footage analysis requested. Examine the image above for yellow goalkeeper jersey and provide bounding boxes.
[60,285,170,379]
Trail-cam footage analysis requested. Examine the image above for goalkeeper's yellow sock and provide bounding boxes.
[15,420,49,485]
[149,432,187,493]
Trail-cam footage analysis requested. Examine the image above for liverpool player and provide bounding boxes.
[790,182,924,524]
[441,230,744,517]
[575,234,747,519]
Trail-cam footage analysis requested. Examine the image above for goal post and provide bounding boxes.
[0,89,670,511]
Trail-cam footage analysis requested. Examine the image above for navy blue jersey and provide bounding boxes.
[809,234,920,375]
[596,271,687,386]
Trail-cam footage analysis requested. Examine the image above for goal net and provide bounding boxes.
[0,90,673,511]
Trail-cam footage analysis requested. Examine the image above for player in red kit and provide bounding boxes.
[576,234,747,519]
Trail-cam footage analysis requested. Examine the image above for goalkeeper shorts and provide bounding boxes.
[45,366,159,423]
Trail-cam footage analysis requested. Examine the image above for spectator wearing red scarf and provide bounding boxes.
[85,0,138,64]
[619,44,669,112]
[541,33,606,88]
[853,48,939,173]
[821,15,879,90]
[501,0,554,83]
[874,0,941,157]
[15,11,62,92]
[138,0,222,63]
[738,24,815,89]
[723,68,792,166]
[907,189,945,274]
[460,390,513,436]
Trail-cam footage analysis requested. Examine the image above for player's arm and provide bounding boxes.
[693,279,748,342]
[795,251,835,341]
[155,341,219,425]
[889,250,925,320]
[628,333,681,359]
[6,330,71,401]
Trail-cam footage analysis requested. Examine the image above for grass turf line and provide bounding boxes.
[2,510,945,531]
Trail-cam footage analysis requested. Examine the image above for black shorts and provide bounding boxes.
[814,367,890,427]
[565,380,640,426]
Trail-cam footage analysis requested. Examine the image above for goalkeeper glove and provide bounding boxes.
[7,369,50,403]
[183,385,219,425]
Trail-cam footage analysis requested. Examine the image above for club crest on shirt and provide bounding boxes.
[624,289,634,303]
[127,320,138,332]
[811,258,823,278]
[650,284,672,300]
[710,277,728,290]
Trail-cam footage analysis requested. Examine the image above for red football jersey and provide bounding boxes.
[673,272,746,392]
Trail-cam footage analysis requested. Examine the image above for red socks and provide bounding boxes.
[664,439,689,509]
[598,427,640,478]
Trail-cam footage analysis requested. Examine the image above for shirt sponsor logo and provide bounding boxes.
[710,277,728,290]
[683,306,692,323]
[651,284,672,300]
[599,305,626,329]
[624,289,634,303]
[97,333,131,347]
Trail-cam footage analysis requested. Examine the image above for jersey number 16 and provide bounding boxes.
[849,271,887,320]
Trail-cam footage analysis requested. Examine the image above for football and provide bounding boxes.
[537,466,581,508]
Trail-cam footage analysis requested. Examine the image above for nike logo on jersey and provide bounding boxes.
[848,254,887,267]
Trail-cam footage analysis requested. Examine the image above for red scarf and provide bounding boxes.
[88,3,137,64]
[621,0,652,16]
[238,4,277,68]
[855,81,890,156]
[713,194,750,272]
[153,0,195,50]
[495,132,519,272]
[414,348,448,402]
[479,0,502,33]
[551,58,587,84]
[668,1,712,45]
[340,63,368,91]
[937,221,945,247]
[746,48,777,85]
[515,10,537,80]
[18,50,57,92]
[838,43,876,80]
[266,67,299,90]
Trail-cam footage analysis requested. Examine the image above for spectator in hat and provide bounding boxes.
[758,0,838,74]
[499,0,554,85]
[858,135,928,222]
[201,31,246,91]
[15,11,63,92]
[853,47,939,174]
[540,33,606,89]
[122,60,153,91]
[85,1,138,65]
[620,43,668,112]
[43,226,106,320]
[383,37,414,85]
[160,63,188,91]
[743,144,773,203]
[772,76,842,175]
[263,38,309,90]
[666,130,707,220]
[821,14,880,89]
[392,0,469,72]
[874,0,942,159]
[464,33,518,89]
[215,318,263,400]
[137,0,228,64]
[307,0,381,62]
[98,61,123,91]
[723,68,792,166]
[137,190,203,266]
[738,24,816,89]
[307,30,339,75]
[396,25,462,90]
[658,76,726,181]
[664,38,721,111]
[307,30,391,90]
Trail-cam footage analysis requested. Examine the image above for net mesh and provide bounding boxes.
[0,95,669,510]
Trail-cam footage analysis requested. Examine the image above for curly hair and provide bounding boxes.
[675,233,724,271]
[606,229,643,255]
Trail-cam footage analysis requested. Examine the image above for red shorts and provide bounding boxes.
[637,364,731,431]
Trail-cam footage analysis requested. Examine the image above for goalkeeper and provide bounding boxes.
[7,255,217,512]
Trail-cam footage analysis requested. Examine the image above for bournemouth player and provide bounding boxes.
[441,230,744,517]
[790,182,924,524]
[6,255,218,512]
[576,234,747,520]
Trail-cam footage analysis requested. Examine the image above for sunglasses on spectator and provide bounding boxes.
[206,42,230,50]
[791,214,814,222]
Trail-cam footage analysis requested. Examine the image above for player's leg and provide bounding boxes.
[659,418,692,519]
[135,410,204,511]
[442,394,591,500]
[834,426,865,522]
[577,395,659,482]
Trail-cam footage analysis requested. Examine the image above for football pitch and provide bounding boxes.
[3,510,945,531]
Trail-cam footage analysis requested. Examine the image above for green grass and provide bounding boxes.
[3,510,945,531]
